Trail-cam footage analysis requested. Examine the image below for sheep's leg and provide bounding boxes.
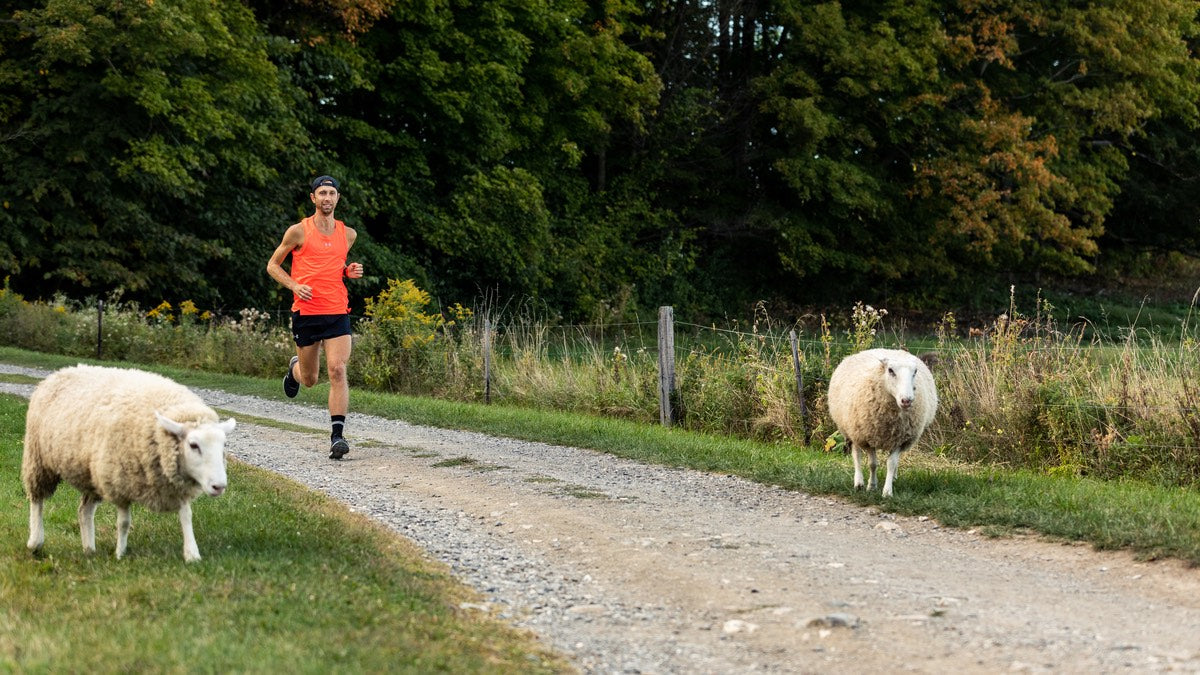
[866,450,879,491]
[115,504,132,559]
[27,500,45,552]
[78,494,100,553]
[882,449,901,498]
[850,442,865,490]
[180,501,201,562]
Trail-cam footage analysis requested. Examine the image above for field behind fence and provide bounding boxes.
[3,282,1200,489]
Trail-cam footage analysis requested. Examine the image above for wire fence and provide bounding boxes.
[8,293,1200,485]
[460,307,1200,485]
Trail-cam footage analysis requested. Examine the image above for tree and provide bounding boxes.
[0,0,308,309]
[268,0,664,319]
[617,1,1200,310]
[916,0,1200,279]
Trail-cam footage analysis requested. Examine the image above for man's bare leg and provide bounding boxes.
[294,343,322,388]
[323,334,352,458]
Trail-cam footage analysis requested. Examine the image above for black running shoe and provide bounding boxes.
[283,356,300,398]
[329,436,350,460]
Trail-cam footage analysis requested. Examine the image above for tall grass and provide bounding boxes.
[4,280,1200,488]
[928,290,1200,486]
[0,393,566,672]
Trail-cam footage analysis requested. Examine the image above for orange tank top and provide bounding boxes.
[290,216,350,315]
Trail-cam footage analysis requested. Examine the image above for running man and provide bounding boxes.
[266,175,364,459]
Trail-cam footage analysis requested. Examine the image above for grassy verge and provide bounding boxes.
[0,391,567,672]
[4,346,1200,568]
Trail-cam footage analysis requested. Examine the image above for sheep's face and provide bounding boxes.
[156,413,236,497]
[879,358,919,410]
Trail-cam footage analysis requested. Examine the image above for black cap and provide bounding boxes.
[310,175,340,191]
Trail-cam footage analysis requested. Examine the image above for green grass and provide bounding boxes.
[0,392,567,673]
[4,345,1200,673]
[4,344,1200,571]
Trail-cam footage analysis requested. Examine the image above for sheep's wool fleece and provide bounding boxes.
[22,364,220,512]
[827,349,937,452]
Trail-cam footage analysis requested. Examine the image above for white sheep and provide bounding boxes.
[827,348,938,497]
[22,364,236,561]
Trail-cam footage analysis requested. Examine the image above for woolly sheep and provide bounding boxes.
[22,365,236,562]
[827,348,938,498]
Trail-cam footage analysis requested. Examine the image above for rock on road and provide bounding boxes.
[3,366,1199,673]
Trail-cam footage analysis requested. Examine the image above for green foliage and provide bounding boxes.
[0,0,308,309]
[275,0,667,321]
[618,0,1200,309]
[4,0,1200,320]
[363,280,446,347]
[441,166,552,293]
[356,279,475,394]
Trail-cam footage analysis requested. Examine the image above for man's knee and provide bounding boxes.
[327,361,348,383]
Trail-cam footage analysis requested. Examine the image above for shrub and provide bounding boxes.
[0,284,83,355]
[356,279,459,393]
[199,308,293,378]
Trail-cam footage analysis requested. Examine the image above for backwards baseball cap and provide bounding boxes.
[310,175,340,191]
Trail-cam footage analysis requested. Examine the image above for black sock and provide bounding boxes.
[331,415,345,441]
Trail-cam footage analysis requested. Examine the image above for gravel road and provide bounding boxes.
[4,364,1200,673]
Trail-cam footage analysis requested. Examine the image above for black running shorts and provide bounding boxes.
[291,312,352,347]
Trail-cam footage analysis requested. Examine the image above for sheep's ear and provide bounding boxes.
[219,418,236,435]
[155,411,187,438]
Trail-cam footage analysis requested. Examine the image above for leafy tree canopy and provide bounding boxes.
[0,0,309,308]
[2,0,1198,321]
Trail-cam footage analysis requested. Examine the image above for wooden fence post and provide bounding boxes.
[658,306,676,426]
[790,330,809,444]
[483,317,493,404]
[97,299,104,360]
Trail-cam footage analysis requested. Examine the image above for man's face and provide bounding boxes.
[311,186,339,215]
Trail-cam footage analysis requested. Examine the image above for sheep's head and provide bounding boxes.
[156,412,236,497]
[878,357,920,410]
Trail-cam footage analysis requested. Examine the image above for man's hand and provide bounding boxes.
[345,262,364,279]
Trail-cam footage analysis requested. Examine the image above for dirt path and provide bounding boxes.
[4,370,1200,672]
[221,398,1200,673]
